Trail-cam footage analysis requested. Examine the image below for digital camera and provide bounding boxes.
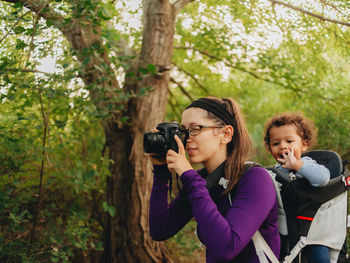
[143,122,188,156]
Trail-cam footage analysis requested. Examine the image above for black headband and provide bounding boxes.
[186,98,235,126]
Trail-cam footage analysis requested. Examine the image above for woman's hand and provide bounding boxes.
[145,153,167,165]
[166,135,192,175]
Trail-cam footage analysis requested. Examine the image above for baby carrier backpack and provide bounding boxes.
[250,150,350,263]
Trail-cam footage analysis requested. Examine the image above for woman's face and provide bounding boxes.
[181,107,228,172]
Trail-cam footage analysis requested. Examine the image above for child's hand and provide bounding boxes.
[166,135,192,175]
[277,148,303,171]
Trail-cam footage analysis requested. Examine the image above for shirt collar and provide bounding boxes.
[199,161,226,190]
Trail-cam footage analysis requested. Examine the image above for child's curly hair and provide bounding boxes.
[264,112,317,150]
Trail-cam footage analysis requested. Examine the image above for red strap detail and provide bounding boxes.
[345,176,350,187]
[297,216,314,221]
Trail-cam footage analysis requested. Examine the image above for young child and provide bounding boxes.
[264,112,330,263]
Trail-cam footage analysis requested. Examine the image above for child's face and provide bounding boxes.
[269,124,308,162]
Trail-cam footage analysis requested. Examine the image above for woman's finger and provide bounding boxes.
[166,155,176,163]
[166,149,177,157]
[174,135,185,155]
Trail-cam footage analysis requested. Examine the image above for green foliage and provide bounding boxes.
[169,0,350,162]
[0,59,109,261]
[167,2,350,259]
[0,0,350,262]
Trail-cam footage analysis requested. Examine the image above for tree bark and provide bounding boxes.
[2,0,186,261]
[102,1,176,262]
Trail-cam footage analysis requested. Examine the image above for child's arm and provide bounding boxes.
[296,157,330,187]
[278,149,330,187]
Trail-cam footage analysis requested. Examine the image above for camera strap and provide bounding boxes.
[168,173,185,201]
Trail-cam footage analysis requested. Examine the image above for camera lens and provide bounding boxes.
[143,132,166,155]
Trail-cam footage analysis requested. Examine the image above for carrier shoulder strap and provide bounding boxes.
[244,161,261,171]
[252,231,280,263]
[253,231,311,263]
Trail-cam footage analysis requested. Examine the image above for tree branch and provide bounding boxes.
[174,46,296,90]
[25,12,38,65]
[167,88,182,121]
[175,46,259,77]
[4,68,57,76]
[270,0,350,27]
[28,88,49,257]
[173,62,210,95]
[0,10,31,44]
[3,0,66,30]
[173,0,195,14]
[320,0,350,19]
[170,77,193,101]
[1,0,87,50]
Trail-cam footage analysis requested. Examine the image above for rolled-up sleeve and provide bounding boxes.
[297,157,330,187]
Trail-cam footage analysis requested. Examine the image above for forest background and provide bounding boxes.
[0,0,349,262]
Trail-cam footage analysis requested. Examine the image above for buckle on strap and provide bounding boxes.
[219,177,229,189]
[282,236,308,263]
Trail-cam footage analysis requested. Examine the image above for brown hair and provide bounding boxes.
[264,112,317,151]
[203,97,253,194]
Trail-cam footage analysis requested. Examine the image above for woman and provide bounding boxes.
[147,97,280,262]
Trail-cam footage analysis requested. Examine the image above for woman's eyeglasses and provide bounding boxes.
[182,125,223,136]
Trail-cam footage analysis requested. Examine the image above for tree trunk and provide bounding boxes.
[1,0,190,261]
[8,0,182,261]
[102,1,176,262]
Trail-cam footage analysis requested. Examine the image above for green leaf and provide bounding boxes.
[108,207,116,217]
[120,116,130,124]
[138,86,151,97]
[13,2,23,8]
[83,56,90,65]
[95,241,104,251]
[46,20,54,27]
[13,26,26,34]
[51,256,60,263]
[84,170,95,180]
[15,39,27,50]
[138,67,148,75]
[102,202,116,217]
[147,64,157,74]
[98,7,112,20]
[125,71,135,78]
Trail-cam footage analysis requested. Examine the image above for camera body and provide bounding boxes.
[143,122,187,156]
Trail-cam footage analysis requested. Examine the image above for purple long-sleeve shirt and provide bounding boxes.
[149,164,280,262]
